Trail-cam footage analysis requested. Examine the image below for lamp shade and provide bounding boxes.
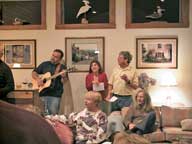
[159,71,177,86]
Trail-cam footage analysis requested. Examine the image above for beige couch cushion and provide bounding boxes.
[181,119,192,131]
[161,106,192,127]
[163,127,192,142]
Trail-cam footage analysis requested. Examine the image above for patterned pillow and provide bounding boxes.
[180,119,192,131]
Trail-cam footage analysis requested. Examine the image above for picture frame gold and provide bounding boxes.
[126,0,189,28]
[136,37,178,69]
[56,0,115,29]
[65,37,105,72]
[0,40,36,69]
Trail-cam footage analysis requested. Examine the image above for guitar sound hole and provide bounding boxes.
[43,79,47,83]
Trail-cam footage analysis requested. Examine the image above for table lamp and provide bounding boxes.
[159,71,177,106]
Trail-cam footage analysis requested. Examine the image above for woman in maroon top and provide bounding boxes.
[85,60,108,113]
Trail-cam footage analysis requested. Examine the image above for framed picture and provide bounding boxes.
[65,37,104,72]
[56,0,115,29]
[0,40,36,69]
[0,0,46,30]
[126,0,189,28]
[136,37,178,69]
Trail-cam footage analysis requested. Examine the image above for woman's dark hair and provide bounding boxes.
[89,60,103,73]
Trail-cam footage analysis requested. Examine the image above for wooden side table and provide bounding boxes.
[7,89,43,114]
[7,89,35,103]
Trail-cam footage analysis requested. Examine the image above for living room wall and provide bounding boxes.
[0,0,191,111]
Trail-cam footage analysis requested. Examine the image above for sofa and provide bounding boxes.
[143,106,192,143]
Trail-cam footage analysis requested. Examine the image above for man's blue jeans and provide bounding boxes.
[111,94,132,112]
[41,96,60,115]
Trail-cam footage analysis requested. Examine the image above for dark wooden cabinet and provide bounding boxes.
[0,0,46,30]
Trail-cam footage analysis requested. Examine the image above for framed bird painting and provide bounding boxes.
[56,0,115,29]
[126,0,189,28]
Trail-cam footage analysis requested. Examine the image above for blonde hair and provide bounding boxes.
[134,89,153,112]
[85,91,102,105]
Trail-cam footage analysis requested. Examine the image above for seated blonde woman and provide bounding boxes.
[123,89,156,135]
[107,89,156,140]
[68,91,107,144]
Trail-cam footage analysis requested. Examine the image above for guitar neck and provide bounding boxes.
[47,71,66,81]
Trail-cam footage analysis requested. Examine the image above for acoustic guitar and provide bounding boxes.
[32,67,75,92]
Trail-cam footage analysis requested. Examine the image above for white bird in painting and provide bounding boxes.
[145,6,165,19]
[76,0,92,19]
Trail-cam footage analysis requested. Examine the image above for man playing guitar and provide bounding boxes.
[32,49,67,115]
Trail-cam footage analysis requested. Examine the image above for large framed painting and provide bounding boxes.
[56,0,115,29]
[0,40,36,69]
[136,37,178,69]
[65,37,104,72]
[0,0,46,30]
[126,0,189,28]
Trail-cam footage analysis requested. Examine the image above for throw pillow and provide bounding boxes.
[180,119,192,131]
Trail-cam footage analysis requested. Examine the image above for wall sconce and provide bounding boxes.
[159,71,177,106]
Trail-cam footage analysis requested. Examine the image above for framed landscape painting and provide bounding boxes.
[0,40,36,69]
[136,37,178,69]
[65,37,104,72]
